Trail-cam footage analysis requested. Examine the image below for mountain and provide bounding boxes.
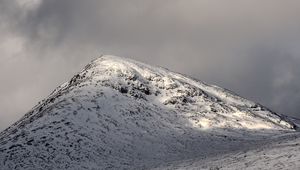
[0,55,297,170]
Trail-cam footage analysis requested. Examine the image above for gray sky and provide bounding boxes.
[1,0,300,131]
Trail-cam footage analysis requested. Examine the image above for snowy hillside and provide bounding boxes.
[0,55,297,169]
[153,132,300,170]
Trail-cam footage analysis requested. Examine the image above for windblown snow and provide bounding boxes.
[0,55,298,170]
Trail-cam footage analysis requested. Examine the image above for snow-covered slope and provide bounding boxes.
[153,132,300,170]
[0,55,297,169]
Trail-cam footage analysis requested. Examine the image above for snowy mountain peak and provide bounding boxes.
[70,55,295,130]
[0,55,297,169]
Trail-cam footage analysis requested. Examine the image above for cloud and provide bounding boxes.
[1,0,300,130]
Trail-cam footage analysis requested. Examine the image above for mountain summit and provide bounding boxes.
[0,55,297,169]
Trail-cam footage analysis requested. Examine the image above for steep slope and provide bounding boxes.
[0,55,296,169]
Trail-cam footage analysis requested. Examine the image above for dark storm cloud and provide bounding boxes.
[216,47,300,115]
[1,0,300,130]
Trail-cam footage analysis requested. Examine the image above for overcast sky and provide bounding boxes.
[1,0,300,130]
